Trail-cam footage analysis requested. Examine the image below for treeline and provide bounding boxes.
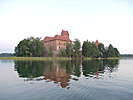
[82,40,120,58]
[14,37,81,58]
[60,39,120,58]
[0,53,14,57]
[15,37,120,58]
[120,54,133,57]
[15,37,44,57]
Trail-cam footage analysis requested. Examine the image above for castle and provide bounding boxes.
[43,30,99,56]
[42,30,72,56]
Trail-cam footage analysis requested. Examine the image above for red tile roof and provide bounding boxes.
[43,30,72,42]
[43,35,72,42]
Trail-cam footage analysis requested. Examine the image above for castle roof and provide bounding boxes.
[43,30,72,42]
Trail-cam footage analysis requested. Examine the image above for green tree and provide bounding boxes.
[82,40,89,57]
[73,39,81,58]
[27,37,44,57]
[82,40,99,58]
[98,43,105,58]
[107,44,115,57]
[87,41,93,57]
[82,40,120,58]
[82,40,93,57]
[60,49,66,57]
[15,37,45,57]
[66,42,73,57]
[91,42,99,58]
[15,39,30,57]
[49,46,53,57]
[35,37,45,57]
[114,48,120,57]
[103,46,108,58]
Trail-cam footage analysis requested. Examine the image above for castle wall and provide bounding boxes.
[43,40,56,56]
[43,30,72,56]
[56,40,67,51]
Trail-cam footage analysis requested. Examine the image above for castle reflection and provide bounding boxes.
[14,59,119,88]
[44,61,71,88]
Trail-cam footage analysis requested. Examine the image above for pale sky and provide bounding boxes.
[0,0,133,54]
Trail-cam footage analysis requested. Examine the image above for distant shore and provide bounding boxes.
[0,57,123,61]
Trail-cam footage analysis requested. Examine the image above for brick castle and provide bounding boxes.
[42,30,72,56]
[42,30,99,56]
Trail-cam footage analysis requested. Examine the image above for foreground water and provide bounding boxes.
[0,59,133,100]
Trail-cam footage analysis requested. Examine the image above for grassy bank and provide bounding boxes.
[0,57,72,61]
[0,57,123,61]
[83,57,123,60]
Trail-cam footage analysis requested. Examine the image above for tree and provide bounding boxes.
[107,44,115,57]
[34,37,45,57]
[49,46,53,57]
[98,43,105,58]
[0,53,14,57]
[91,42,99,58]
[27,37,45,57]
[87,41,93,57]
[82,40,120,58]
[114,48,120,57]
[66,42,73,57]
[82,40,99,58]
[73,39,81,58]
[82,40,89,57]
[60,49,66,57]
[103,46,108,58]
[82,40,93,57]
[15,39,30,57]
[15,37,45,57]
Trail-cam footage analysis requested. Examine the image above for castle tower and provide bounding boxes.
[61,30,69,39]
[95,40,99,47]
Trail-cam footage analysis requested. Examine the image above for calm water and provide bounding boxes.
[0,59,133,100]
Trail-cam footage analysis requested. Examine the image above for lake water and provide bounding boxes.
[0,59,133,100]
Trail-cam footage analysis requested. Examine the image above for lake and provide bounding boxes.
[0,59,133,100]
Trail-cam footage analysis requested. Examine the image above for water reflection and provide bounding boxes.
[82,59,119,79]
[44,61,71,88]
[14,59,119,88]
[14,61,45,78]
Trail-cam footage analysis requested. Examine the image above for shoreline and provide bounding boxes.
[83,57,123,60]
[0,57,123,60]
[0,57,72,61]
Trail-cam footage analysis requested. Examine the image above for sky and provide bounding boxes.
[0,0,133,54]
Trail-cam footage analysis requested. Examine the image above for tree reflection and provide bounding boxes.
[14,61,45,78]
[82,59,119,78]
[72,59,81,77]
[14,60,76,88]
[14,59,119,88]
